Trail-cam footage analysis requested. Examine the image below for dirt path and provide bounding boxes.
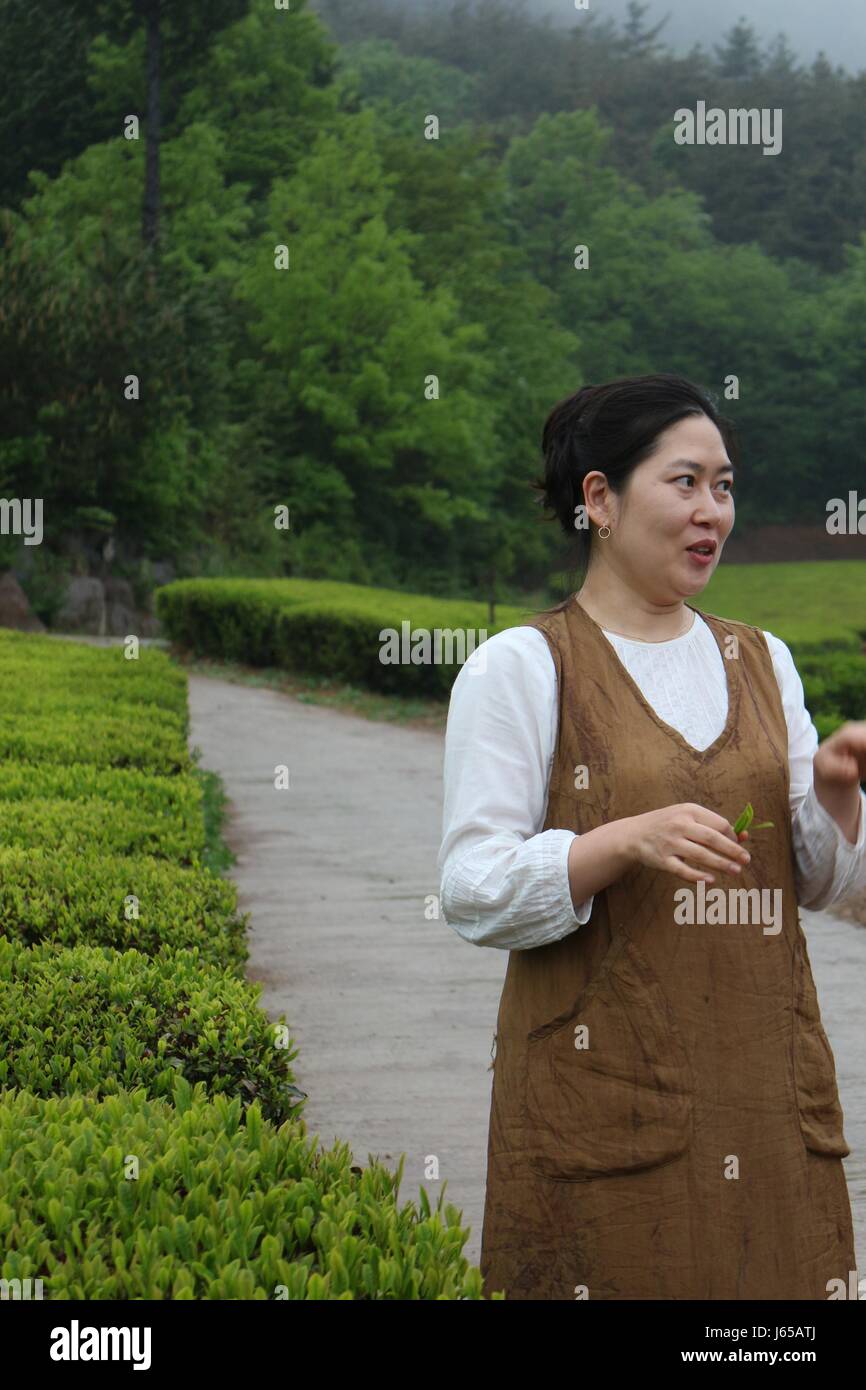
[188,675,505,1268]
[188,674,866,1280]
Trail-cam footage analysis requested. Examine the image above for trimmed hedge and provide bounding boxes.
[156,578,517,699]
[0,794,204,861]
[0,1084,491,1299]
[0,635,187,713]
[0,627,487,1300]
[0,847,247,967]
[0,940,301,1121]
[0,712,190,772]
[157,576,866,726]
[799,650,866,738]
[0,695,188,732]
[0,763,202,811]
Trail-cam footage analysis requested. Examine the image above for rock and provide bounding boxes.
[105,603,161,639]
[55,576,106,634]
[103,583,162,638]
[0,571,46,632]
[104,576,136,607]
[105,601,137,636]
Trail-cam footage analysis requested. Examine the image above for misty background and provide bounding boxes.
[340,0,866,73]
[552,0,865,72]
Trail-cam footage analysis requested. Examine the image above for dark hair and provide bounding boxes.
[530,372,739,604]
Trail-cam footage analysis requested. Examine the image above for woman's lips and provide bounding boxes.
[685,546,715,567]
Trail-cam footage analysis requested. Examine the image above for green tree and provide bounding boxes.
[0,0,118,208]
[0,123,250,553]
[62,0,250,249]
[232,107,502,589]
[502,108,821,526]
[174,0,339,207]
[714,17,764,80]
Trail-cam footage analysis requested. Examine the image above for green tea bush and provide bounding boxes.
[0,712,190,772]
[0,848,247,967]
[0,1085,492,1299]
[156,580,304,665]
[270,601,473,697]
[0,692,188,730]
[0,794,203,861]
[0,680,186,720]
[0,763,202,815]
[0,635,186,713]
[0,940,300,1121]
[799,651,866,727]
[156,578,518,698]
[0,627,487,1300]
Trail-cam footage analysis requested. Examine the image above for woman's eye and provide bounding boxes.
[676,476,733,493]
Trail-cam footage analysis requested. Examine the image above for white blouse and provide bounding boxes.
[438,608,866,950]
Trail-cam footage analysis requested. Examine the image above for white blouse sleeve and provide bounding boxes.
[437,626,592,950]
[762,631,866,910]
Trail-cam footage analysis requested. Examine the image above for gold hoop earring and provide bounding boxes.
[598,524,611,539]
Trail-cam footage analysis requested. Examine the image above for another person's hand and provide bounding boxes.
[813,720,866,843]
[814,720,866,792]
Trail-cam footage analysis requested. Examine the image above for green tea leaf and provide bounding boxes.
[732,803,773,833]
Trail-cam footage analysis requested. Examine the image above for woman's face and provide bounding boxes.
[592,413,735,600]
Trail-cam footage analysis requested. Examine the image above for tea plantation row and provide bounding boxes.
[0,631,489,1300]
[155,575,866,733]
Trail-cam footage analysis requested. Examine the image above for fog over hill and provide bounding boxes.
[563,0,865,71]
[365,0,866,74]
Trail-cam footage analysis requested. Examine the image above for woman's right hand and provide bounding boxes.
[623,803,751,884]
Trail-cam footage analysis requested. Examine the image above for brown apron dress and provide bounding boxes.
[479,597,856,1299]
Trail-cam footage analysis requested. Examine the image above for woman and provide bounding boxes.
[438,373,866,1300]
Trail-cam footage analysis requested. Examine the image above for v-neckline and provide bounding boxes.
[570,595,741,762]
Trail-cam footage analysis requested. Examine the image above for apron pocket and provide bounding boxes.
[524,933,694,1181]
[793,941,850,1158]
